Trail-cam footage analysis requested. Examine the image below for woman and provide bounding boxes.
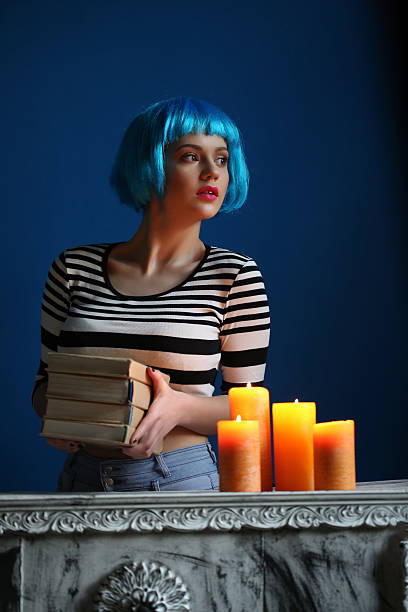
[32,97,270,492]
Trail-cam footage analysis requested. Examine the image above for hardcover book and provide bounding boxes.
[45,397,145,426]
[47,373,152,407]
[47,352,170,385]
[41,418,138,446]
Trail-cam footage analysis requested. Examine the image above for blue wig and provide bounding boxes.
[110,97,249,213]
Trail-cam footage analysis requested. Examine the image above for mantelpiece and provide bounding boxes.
[0,480,407,611]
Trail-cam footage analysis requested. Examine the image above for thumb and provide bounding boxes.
[147,366,168,395]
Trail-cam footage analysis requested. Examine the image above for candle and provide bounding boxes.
[228,384,272,491]
[313,420,356,490]
[217,416,261,492]
[272,399,316,490]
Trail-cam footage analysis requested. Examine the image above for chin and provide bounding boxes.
[195,202,223,220]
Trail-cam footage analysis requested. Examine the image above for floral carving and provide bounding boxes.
[93,561,190,611]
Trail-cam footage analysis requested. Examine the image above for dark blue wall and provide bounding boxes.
[2,1,407,491]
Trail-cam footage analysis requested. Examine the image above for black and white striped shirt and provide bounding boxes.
[34,243,270,398]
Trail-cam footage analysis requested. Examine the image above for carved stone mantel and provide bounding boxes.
[1,481,407,534]
[0,481,407,611]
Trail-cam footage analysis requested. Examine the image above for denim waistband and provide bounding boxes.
[67,442,217,486]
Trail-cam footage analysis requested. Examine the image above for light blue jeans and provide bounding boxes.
[58,443,219,492]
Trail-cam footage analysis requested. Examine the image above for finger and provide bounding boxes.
[46,437,62,445]
[133,422,164,455]
[122,443,153,459]
[46,439,66,449]
[147,366,169,395]
[129,411,161,445]
[45,438,81,451]
[122,446,138,458]
[129,409,153,444]
[126,422,157,454]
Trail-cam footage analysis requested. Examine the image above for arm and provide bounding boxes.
[32,251,71,410]
[32,251,81,453]
[123,258,270,459]
[219,258,270,392]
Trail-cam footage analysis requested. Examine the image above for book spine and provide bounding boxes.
[128,379,134,403]
[121,425,129,444]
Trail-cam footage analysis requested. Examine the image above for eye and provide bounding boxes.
[216,156,228,166]
[182,152,199,162]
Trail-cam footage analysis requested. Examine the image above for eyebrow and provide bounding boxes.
[175,144,229,152]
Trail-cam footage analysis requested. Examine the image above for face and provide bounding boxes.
[161,133,229,221]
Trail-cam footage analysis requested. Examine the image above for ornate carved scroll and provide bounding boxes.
[0,490,407,535]
[0,503,408,535]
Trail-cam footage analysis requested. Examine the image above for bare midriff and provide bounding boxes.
[83,426,208,459]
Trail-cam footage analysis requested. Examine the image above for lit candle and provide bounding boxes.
[272,399,316,490]
[217,415,261,492]
[228,384,272,491]
[313,420,356,490]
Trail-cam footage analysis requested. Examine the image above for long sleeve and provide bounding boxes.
[32,251,71,401]
[220,258,270,392]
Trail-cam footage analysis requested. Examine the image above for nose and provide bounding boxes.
[200,158,219,181]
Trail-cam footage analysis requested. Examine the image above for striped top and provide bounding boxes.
[33,243,270,399]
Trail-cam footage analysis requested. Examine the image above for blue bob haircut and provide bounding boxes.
[110,97,249,213]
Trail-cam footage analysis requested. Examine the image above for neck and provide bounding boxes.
[126,201,205,273]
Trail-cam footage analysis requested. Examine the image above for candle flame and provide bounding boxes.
[294,398,299,403]
[236,415,242,422]
[246,382,252,388]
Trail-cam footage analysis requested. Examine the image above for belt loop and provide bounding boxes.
[155,454,172,478]
[206,442,217,464]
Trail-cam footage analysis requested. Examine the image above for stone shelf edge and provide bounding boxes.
[0,481,407,535]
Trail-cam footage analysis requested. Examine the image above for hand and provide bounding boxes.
[122,367,183,459]
[45,438,83,453]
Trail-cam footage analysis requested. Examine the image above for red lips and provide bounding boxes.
[196,185,219,196]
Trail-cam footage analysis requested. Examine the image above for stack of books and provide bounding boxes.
[41,353,170,450]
